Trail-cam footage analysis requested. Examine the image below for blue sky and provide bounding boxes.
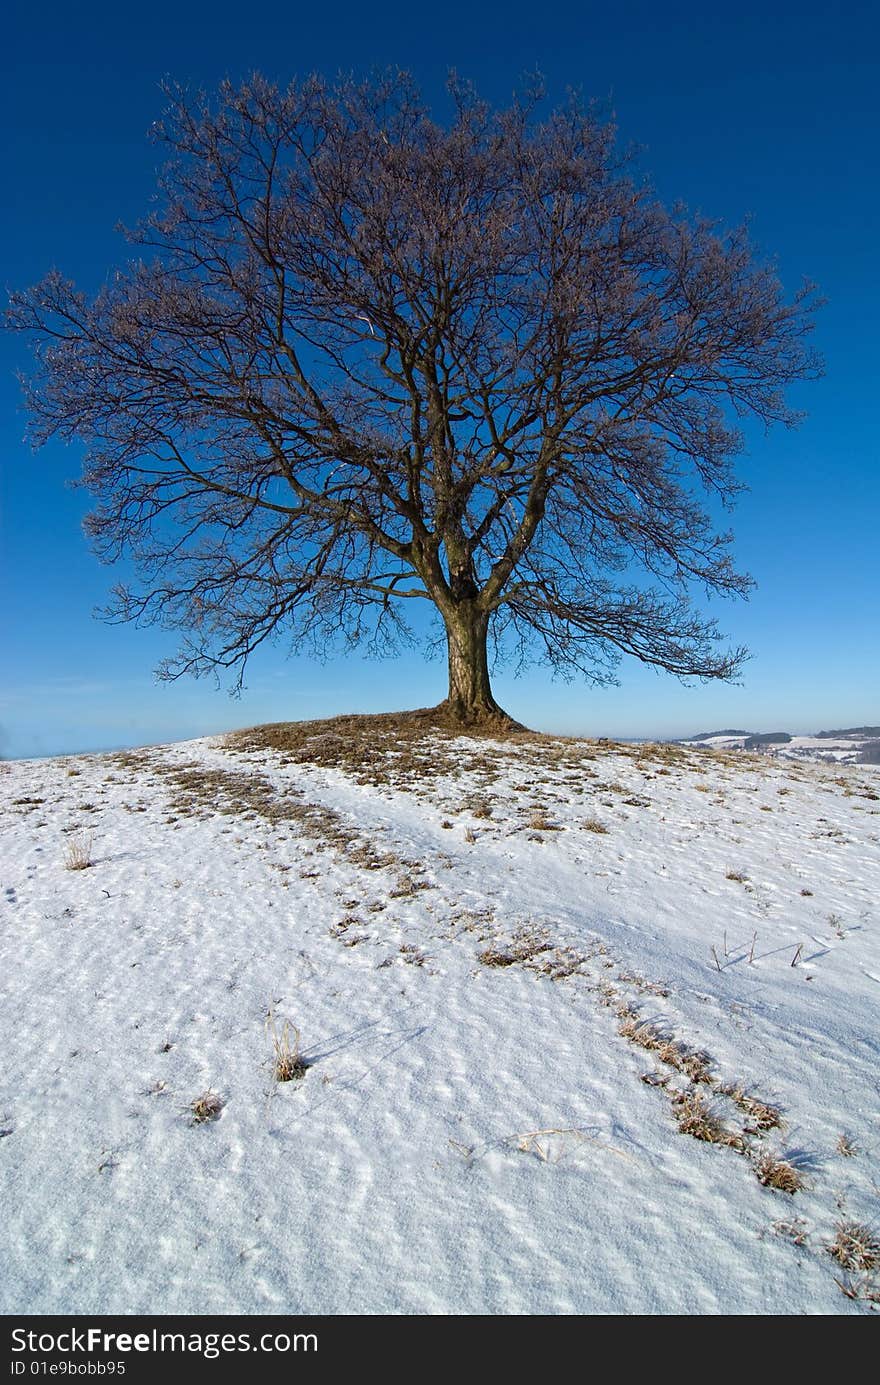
[2,0,877,758]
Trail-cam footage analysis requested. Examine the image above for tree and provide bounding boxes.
[9,72,820,726]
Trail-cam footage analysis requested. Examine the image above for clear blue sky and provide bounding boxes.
[2,0,877,758]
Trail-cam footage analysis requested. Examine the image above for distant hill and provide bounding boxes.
[679,724,880,767]
[683,729,752,742]
[815,726,880,739]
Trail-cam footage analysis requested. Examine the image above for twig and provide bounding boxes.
[508,1127,638,1165]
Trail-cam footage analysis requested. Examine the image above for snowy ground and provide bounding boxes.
[1,719,879,1315]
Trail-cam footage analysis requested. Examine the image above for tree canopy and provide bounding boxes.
[9,72,821,724]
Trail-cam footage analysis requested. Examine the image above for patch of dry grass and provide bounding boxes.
[827,1221,880,1272]
[146,759,432,889]
[226,709,539,794]
[268,1016,307,1082]
[754,1152,804,1193]
[479,935,551,968]
[399,942,427,967]
[189,1091,224,1124]
[617,1011,712,1083]
[581,817,609,834]
[529,946,591,980]
[63,833,93,871]
[223,711,650,810]
[719,1084,783,1131]
[671,1091,745,1150]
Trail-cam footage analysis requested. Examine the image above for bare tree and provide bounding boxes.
[8,72,820,725]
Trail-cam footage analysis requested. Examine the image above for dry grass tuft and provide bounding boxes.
[479,934,551,969]
[398,942,427,967]
[268,1015,308,1082]
[836,1133,859,1158]
[662,1044,712,1084]
[581,817,609,834]
[754,1152,804,1194]
[827,1221,880,1272]
[720,1084,783,1131]
[478,947,519,969]
[617,1014,712,1083]
[530,947,588,980]
[389,874,422,897]
[671,1091,744,1150]
[63,833,94,871]
[833,1275,880,1304]
[189,1090,224,1124]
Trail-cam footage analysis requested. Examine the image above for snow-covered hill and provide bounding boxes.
[1,716,878,1314]
[684,727,880,765]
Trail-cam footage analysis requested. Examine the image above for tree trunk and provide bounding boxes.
[439,604,514,727]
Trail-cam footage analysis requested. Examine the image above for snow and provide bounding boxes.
[1,726,878,1314]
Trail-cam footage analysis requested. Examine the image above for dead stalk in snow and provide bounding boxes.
[267,1012,307,1081]
[63,833,93,871]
